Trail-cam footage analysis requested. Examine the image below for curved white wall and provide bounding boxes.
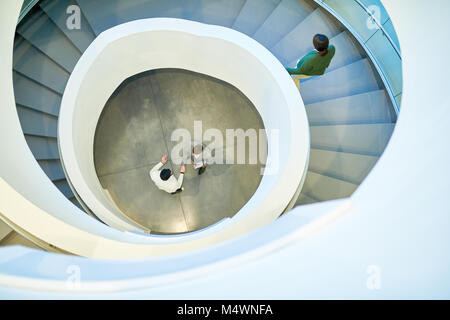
[58,19,309,243]
[0,10,309,259]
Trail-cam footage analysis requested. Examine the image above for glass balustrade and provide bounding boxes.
[316,0,402,112]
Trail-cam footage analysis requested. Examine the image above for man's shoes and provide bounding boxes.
[198,167,206,175]
[171,187,184,195]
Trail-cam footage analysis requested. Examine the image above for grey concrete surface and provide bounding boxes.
[94,69,266,234]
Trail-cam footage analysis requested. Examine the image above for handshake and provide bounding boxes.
[161,154,185,174]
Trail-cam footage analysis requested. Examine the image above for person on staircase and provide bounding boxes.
[150,154,185,194]
[286,34,336,89]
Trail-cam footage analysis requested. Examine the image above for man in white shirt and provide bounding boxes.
[150,154,185,194]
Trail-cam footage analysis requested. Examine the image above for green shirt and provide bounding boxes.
[286,45,336,76]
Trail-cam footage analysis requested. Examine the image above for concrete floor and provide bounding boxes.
[94,69,266,234]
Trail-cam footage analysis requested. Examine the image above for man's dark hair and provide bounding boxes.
[160,169,172,181]
[313,34,329,56]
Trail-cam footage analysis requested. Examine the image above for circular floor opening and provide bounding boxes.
[94,69,267,234]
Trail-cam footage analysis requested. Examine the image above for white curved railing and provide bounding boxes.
[58,18,309,242]
[0,7,309,258]
[0,199,351,294]
[18,0,39,23]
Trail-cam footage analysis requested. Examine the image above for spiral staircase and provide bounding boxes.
[11,0,395,217]
[1,0,448,299]
[3,0,396,272]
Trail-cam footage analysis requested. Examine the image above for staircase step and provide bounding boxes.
[232,0,281,36]
[78,0,225,35]
[253,0,315,48]
[325,30,365,72]
[301,170,358,201]
[53,179,74,198]
[24,135,59,160]
[75,0,128,35]
[300,58,380,104]
[0,220,12,242]
[188,0,247,27]
[309,148,379,185]
[310,123,395,156]
[17,107,58,138]
[323,0,390,42]
[40,0,96,53]
[79,0,246,30]
[16,8,81,72]
[38,159,66,181]
[78,0,202,35]
[305,90,394,125]
[13,36,69,94]
[295,193,318,206]
[69,196,84,211]
[272,7,342,65]
[13,71,62,117]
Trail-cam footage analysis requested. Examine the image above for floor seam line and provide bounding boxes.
[98,161,163,178]
[149,76,174,172]
[149,74,190,233]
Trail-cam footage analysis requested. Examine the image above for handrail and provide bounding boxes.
[313,0,402,115]
[18,0,39,24]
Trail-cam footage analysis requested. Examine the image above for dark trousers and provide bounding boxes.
[171,188,183,195]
